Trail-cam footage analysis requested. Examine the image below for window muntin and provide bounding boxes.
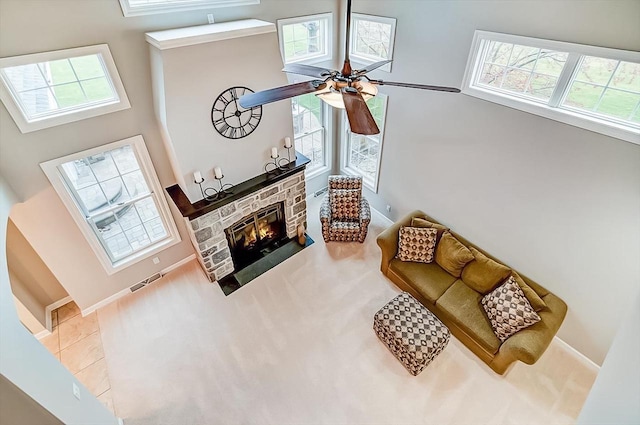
[350,14,396,72]
[277,14,332,65]
[292,93,327,173]
[463,31,640,144]
[41,136,179,274]
[119,0,260,17]
[561,57,640,123]
[0,45,130,133]
[343,95,387,192]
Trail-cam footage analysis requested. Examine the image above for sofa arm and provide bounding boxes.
[491,292,567,372]
[376,210,425,274]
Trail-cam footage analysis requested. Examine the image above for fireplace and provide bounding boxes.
[225,202,287,270]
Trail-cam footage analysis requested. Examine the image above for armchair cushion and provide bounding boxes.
[330,189,361,221]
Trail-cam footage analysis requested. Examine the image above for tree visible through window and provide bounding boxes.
[277,14,332,65]
[350,14,396,72]
[292,93,326,172]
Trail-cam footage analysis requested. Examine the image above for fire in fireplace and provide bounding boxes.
[225,202,286,270]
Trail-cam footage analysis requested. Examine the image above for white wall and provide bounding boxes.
[0,176,119,424]
[577,290,640,424]
[352,0,640,364]
[0,0,337,309]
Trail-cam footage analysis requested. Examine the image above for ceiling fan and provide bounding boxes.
[239,0,460,135]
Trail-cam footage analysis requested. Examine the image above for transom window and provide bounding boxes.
[277,13,332,65]
[342,94,388,192]
[118,0,260,17]
[291,93,329,176]
[463,31,640,144]
[41,136,180,274]
[350,14,396,72]
[0,45,130,133]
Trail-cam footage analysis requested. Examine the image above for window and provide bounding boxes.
[291,93,330,176]
[277,13,332,65]
[463,31,640,144]
[342,94,388,192]
[350,14,396,72]
[118,0,259,17]
[40,135,180,274]
[0,45,130,133]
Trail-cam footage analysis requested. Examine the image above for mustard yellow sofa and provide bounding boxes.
[376,210,567,374]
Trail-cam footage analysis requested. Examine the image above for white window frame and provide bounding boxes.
[463,30,640,144]
[350,13,397,73]
[40,135,181,275]
[118,0,259,17]
[341,94,388,193]
[277,13,333,65]
[0,44,130,134]
[292,96,332,179]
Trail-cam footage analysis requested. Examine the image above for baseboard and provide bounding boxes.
[370,206,393,226]
[118,418,124,425]
[553,336,601,372]
[34,329,52,340]
[80,255,197,316]
[44,295,73,332]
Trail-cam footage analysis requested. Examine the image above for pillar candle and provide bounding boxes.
[193,171,202,182]
[214,167,223,179]
[271,147,278,159]
[284,137,292,148]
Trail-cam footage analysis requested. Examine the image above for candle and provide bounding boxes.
[284,137,292,148]
[193,171,202,183]
[214,167,223,179]
[271,147,278,159]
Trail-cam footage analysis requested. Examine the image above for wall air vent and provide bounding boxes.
[130,272,163,292]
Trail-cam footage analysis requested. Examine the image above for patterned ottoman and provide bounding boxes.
[373,292,451,376]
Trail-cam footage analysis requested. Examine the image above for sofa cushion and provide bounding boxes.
[410,217,449,242]
[436,280,502,355]
[512,272,547,312]
[435,233,474,277]
[397,226,437,263]
[481,276,541,342]
[388,259,457,303]
[330,189,360,221]
[461,247,512,294]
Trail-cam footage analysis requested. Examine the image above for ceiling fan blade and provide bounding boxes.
[282,63,334,79]
[239,81,327,108]
[357,59,393,75]
[373,80,461,93]
[342,88,380,136]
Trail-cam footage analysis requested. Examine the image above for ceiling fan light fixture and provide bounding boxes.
[316,81,378,109]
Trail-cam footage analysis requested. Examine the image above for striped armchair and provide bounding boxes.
[319,175,371,243]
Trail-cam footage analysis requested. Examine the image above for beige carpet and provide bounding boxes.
[98,196,597,425]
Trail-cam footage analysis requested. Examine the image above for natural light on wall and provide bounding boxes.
[463,31,640,144]
[119,0,259,17]
[0,44,130,133]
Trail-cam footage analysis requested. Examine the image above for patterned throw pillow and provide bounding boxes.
[396,226,438,263]
[481,276,541,341]
[330,189,360,221]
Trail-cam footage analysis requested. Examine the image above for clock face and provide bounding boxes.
[211,86,262,139]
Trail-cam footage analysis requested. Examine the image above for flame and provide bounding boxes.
[242,219,276,248]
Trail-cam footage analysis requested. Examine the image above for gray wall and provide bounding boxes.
[0,0,337,309]
[577,290,640,425]
[351,0,640,364]
[0,176,119,424]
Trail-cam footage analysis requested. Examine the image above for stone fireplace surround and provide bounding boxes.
[166,155,309,282]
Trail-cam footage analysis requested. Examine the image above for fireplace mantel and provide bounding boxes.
[166,154,310,221]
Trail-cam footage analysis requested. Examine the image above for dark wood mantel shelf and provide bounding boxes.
[166,153,311,221]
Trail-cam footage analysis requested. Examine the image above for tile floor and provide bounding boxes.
[38,301,115,415]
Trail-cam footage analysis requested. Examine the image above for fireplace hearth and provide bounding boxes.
[225,202,286,270]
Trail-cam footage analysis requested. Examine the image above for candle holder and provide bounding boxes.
[279,145,297,170]
[264,154,280,174]
[195,175,233,202]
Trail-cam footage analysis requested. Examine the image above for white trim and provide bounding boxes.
[40,135,181,275]
[554,336,601,372]
[0,44,131,133]
[80,254,195,316]
[462,30,640,145]
[145,19,275,50]
[350,13,397,73]
[277,13,333,65]
[119,0,259,17]
[34,329,51,339]
[44,295,73,332]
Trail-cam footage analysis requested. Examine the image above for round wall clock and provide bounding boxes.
[211,86,262,139]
